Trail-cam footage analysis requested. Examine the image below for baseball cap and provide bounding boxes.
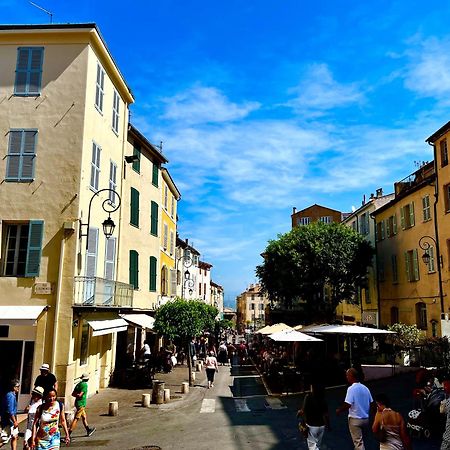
[40,363,50,371]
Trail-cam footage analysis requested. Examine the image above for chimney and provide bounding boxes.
[292,207,297,214]
[362,194,366,206]
[185,238,188,246]
[370,193,374,199]
[376,188,383,198]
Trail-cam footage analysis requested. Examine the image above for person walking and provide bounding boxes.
[205,351,219,389]
[298,383,330,450]
[33,364,57,395]
[218,342,228,366]
[440,375,450,449]
[23,386,44,450]
[372,393,411,450]
[0,380,20,450]
[30,388,70,449]
[336,368,375,450]
[69,373,96,437]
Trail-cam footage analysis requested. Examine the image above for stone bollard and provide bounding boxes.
[196,362,202,372]
[192,371,196,382]
[164,388,170,402]
[109,401,118,416]
[181,382,189,394]
[152,380,165,405]
[142,393,151,407]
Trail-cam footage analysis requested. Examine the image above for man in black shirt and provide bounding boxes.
[34,363,57,394]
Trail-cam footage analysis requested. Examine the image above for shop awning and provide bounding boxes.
[87,318,128,337]
[120,314,155,330]
[0,305,46,326]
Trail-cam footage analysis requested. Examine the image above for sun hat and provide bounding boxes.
[81,373,89,381]
[32,386,44,396]
[40,363,50,371]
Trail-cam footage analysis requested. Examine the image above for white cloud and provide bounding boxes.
[286,63,364,116]
[160,86,260,124]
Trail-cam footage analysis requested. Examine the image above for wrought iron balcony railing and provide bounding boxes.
[73,276,133,308]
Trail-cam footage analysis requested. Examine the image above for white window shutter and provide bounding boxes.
[104,237,116,280]
[85,227,98,277]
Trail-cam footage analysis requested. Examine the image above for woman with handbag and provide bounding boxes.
[297,383,330,450]
[372,393,411,450]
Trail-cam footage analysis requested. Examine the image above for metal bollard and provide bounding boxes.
[181,382,189,394]
[152,380,165,405]
[164,388,170,402]
[142,393,151,407]
[108,401,118,416]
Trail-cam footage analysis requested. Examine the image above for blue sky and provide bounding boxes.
[4,1,450,306]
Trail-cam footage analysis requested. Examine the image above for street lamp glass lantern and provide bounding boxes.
[422,251,430,265]
[102,216,116,239]
[184,269,190,280]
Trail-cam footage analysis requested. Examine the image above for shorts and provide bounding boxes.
[75,406,87,419]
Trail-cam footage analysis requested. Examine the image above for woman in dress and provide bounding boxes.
[298,383,329,450]
[372,393,411,450]
[31,389,70,449]
[24,386,44,449]
[205,350,219,389]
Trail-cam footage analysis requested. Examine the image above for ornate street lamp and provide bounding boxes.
[418,235,444,313]
[175,247,194,298]
[79,188,121,249]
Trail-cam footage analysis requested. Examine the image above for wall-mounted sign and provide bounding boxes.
[34,282,52,295]
[362,311,378,326]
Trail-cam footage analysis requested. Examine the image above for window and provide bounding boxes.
[297,217,310,226]
[351,221,357,231]
[444,184,450,213]
[360,213,369,235]
[386,214,397,237]
[6,130,38,182]
[376,221,385,241]
[391,254,398,283]
[14,47,44,96]
[251,303,255,310]
[132,146,140,173]
[150,201,158,236]
[405,249,420,282]
[104,236,116,280]
[130,187,140,227]
[422,195,431,221]
[90,142,101,191]
[441,138,449,167]
[170,231,174,256]
[109,161,117,205]
[79,322,90,366]
[149,256,157,292]
[199,283,202,296]
[2,221,44,277]
[400,202,415,229]
[129,250,139,289]
[259,303,264,311]
[425,246,436,273]
[112,90,120,134]
[171,196,175,218]
[320,216,332,224]
[95,63,105,112]
[416,302,427,330]
[390,307,399,325]
[164,185,168,209]
[204,283,206,298]
[170,269,177,296]
[152,163,159,187]
[163,223,168,250]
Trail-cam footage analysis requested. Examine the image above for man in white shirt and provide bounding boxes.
[336,368,375,450]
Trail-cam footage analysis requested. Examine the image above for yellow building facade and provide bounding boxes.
[0,24,136,406]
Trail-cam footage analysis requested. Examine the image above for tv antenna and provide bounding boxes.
[29,1,53,23]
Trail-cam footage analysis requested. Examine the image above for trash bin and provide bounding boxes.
[152,380,165,405]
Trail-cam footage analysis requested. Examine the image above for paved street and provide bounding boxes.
[64,361,441,449]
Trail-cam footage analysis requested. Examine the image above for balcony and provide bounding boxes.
[74,277,133,308]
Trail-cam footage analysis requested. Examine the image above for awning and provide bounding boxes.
[0,305,46,326]
[87,318,128,337]
[269,329,323,342]
[120,314,155,330]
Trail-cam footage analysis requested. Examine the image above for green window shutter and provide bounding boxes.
[152,163,159,187]
[405,251,411,282]
[150,201,158,236]
[410,202,415,227]
[400,207,405,230]
[129,250,139,289]
[25,220,44,277]
[130,187,140,227]
[6,130,37,181]
[149,256,157,292]
[393,214,397,234]
[413,249,419,281]
[132,146,140,173]
[386,219,390,237]
[381,221,385,240]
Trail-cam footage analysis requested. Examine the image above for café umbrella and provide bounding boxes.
[269,329,323,342]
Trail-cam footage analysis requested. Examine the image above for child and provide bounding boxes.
[69,373,96,437]
[24,386,44,449]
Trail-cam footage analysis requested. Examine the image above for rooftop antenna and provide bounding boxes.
[157,141,163,152]
[29,1,53,23]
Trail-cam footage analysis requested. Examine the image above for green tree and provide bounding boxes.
[256,221,374,322]
[154,298,218,385]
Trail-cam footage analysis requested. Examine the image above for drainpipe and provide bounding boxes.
[428,141,445,316]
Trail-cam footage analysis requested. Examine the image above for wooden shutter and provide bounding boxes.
[150,201,158,235]
[14,48,43,95]
[163,223,168,249]
[409,202,415,227]
[109,161,117,204]
[170,269,177,296]
[130,187,140,227]
[14,48,29,94]
[386,219,390,237]
[170,231,174,255]
[104,237,116,280]
[152,163,158,187]
[405,251,411,282]
[28,48,44,94]
[85,227,98,277]
[6,131,22,180]
[393,214,397,235]
[413,249,419,281]
[149,256,157,292]
[132,146,140,173]
[129,250,139,289]
[400,207,405,229]
[25,220,44,277]
[381,221,385,240]
[21,130,37,179]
